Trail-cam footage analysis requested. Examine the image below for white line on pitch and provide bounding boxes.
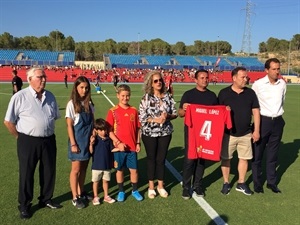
[165,160,227,225]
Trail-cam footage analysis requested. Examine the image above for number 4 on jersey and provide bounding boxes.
[199,120,212,141]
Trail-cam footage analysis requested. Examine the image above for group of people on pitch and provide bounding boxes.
[4,57,285,220]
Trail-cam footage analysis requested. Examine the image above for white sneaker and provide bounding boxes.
[92,197,101,205]
[104,196,115,204]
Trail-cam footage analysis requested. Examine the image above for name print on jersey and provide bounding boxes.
[195,108,220,115]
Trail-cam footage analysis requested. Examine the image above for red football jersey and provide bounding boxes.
[106,105,140,151]
[184,104,232,161]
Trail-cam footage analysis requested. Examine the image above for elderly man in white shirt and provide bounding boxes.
[251,58,286,194]
[4,67,62,220]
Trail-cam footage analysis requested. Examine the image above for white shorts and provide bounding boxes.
[91,169,111,182]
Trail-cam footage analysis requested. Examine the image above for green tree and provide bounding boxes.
[85,41,96,61]
[75,42,86,60]
[139,40,148,55]
[172,41,186,55]
[37,36,52,50]
[63,36,75,51]
[0,32,15,48]
[291,34,300,50]
[194,40,204,55]
[218,41,232,54]
[127,42,138,55]
[116,42,130,54]
[148,38,171,55]
[203,41,213,55]
[92,42,105,61]
[185,45,196,55]
[103,39,117,54]
[19,36,39,49]
[49,30,65,51]
[259,42,267,53]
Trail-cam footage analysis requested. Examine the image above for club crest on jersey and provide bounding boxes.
[197,145,203,152]
[130,114,135,121]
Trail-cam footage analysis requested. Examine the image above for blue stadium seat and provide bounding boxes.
[0,49,75,65]
[174,56,200,66]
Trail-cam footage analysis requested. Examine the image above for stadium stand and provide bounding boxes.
[0,51,272,83]
[105,54,264,72]
[227,56,264,71]
[0,49,75,67]
[174,56,200,67]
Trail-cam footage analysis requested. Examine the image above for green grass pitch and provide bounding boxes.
[0,82,299,225]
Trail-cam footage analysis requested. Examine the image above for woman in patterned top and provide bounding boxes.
[139,70,177,199]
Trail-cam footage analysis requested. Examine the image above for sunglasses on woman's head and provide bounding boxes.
[153,78,163,83]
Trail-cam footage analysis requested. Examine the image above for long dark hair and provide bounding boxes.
[70,76,93,113]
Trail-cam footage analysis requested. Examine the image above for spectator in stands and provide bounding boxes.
[178,69,218,199]
[251,58,286,194]
[4,67,62,219]
[12,69,23,95]
[66,76,95,209]
[139,70,177,199]
[218,67,260,196]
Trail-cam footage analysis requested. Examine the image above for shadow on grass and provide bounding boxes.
[245,139,300,187]
[207,214,229,225]
[49,139,299,210]
[166,146,224,191]
[166,139,300,193]
[277,139,300,183]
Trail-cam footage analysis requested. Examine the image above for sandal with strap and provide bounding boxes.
[148,189,156,199]
[157,188,168,198]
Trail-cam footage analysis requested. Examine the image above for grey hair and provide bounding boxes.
[26,67,44,82]
[142,70,166,94]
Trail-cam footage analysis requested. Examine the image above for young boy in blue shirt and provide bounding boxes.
[89,118,119,205]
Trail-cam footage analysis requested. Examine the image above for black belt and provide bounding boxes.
[19,133,54,139]
[261,115,282,120]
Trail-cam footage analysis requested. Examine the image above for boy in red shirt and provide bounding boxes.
[106,84,143,202]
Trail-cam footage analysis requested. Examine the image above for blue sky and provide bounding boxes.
[0,0,299,53]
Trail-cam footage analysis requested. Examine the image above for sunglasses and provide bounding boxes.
[153,78,163,84]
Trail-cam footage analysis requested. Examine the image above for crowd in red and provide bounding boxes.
[0,65,267,84]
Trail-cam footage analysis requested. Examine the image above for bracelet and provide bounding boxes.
[136,142,141,145]
[71,144,77,147]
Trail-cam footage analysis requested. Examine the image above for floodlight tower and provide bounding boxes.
[241,0,255,55]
